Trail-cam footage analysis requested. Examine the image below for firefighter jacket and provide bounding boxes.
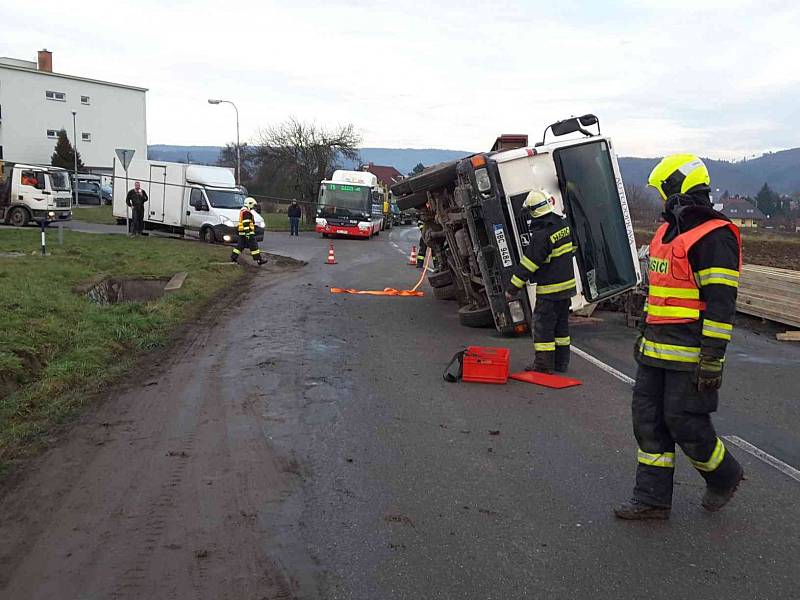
[508,212,577,301]
[637,193,741,371]
[238,208,256,237]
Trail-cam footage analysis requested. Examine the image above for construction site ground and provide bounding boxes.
[1,226,799,599]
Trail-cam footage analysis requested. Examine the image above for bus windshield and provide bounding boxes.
[318,183,371,216]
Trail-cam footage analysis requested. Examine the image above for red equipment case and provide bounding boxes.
[462,346,510,384]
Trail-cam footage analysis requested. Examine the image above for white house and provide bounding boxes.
[0,50,147,173]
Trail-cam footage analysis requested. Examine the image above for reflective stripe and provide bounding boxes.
[521,256,539,273]
[643,304,699,319]
[689,438,726,472]
[548,242,575,259]
[537,278,576,295]
[511,274,526,288]
[696,267,740,288]
[555,336,571,346]
[702,319,733,341]
[252,249,261,255]
[232,248,241,255]
[638,338,701,363]
[534,342,556,351]
[638,449,675,468]
[648,285,700,300]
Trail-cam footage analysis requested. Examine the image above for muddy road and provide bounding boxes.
[2,228,799,599]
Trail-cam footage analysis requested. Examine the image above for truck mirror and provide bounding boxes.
[551,118,581,137]
[578,114,598,126]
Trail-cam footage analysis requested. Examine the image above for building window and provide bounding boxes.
[45,90,66,101]
[81,95,90,105]
[47,129,59,139]
[82,132,92,142]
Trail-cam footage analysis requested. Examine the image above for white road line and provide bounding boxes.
[723,435,800,483]
[571,345,636,386]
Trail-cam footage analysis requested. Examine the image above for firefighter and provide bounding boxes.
[615,154,743,520]
[230,197,267,265]
[417,221,427,269]
[505,189,576,373]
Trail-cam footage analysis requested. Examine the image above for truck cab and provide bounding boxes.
[391,115,641,334]
[0,161,73,226]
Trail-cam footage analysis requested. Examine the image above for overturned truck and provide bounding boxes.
[391,115,641,334]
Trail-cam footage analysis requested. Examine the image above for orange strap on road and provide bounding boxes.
[331,248,432,297]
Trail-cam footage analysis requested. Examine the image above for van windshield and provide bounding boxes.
[554,140,637,301]
[206,189,246,209]
[48,171,71,191]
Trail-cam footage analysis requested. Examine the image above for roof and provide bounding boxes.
[0,60,148,92]
[491,134,529,151]
[362,163,404,187]
[719,197,766,220]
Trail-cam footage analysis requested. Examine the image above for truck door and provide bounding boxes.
[553,139,638,302]
[148,165,167,222]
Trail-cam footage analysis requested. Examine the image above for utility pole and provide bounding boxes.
[72,111,79,207]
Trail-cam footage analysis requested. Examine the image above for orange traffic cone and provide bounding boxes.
[407,245,418,265]
[325,243,338,265]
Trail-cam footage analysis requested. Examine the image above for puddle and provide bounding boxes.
[84,277,169,304]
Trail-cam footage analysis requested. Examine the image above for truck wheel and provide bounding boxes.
[8,207,30,227]
[458,304,494,328]
[427,269,453,288]
[201,227,216,244]
[433,283,457,301]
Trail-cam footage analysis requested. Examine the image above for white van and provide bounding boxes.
[112,160,264,242]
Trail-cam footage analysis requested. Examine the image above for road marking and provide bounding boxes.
[571,345,636,386]
[723,435,800,483]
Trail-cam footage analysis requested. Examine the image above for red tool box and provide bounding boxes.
[462,346,510,384]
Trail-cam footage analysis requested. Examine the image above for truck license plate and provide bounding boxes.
[493,224,513,268]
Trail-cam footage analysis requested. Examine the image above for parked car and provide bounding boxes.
[101,184,113,205]
[71,175,104,205]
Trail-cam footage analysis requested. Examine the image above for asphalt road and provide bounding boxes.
[1,225,798,599]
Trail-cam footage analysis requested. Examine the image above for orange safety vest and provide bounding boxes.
[646,219,741,325]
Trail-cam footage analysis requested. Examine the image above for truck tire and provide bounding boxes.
[8,207,30,227]
[427,269,453,288]
[433,283,457,301]
[201,227,216,244]
[458,304,494,328]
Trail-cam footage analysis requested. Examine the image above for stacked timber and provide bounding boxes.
[737,265,800,329]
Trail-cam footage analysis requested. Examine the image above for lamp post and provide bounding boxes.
[208,98,240,185]
[72,110,79,207]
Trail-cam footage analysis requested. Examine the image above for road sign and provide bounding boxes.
[115,148,136,171]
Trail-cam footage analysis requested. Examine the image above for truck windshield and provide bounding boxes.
[206,189,246,209]
[48,171,71,191]
[554,139,637,302]
[318,183,371,216]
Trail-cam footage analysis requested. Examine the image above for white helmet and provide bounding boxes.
[522,189,554,218]
[243,197,257,209]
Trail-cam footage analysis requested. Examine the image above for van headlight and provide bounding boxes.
[475,168,491,193]
[508,300,525,323]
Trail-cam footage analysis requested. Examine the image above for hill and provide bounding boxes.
[148,145,800,196]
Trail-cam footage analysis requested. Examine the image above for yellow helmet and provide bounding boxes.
[523,189,554,218]
[647,154,710,201]
[243,197,257,209]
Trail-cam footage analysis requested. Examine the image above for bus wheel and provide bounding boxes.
[8,207,30,227]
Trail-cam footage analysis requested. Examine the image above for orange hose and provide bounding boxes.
[330,248,432,297]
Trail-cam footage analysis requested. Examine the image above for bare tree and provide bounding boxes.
[252,118,361,222]
[625,183,662,229]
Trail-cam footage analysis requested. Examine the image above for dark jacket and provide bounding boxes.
[508,211,577,301]
[126,189,148,210]
[637,191,741,371]
[287,203,302,218]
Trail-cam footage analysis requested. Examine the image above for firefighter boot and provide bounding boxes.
[613,498,671,520]
[555,346,570,373]
[702,463,744,512]
[525,352,554,374]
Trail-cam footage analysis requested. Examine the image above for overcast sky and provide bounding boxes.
[3,0,799,158]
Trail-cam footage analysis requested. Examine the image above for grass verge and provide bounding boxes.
[263,213,315,232]
[71,204,119,225]
[0,228,242,478]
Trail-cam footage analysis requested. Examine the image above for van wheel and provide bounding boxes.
[201,227,216,243]
[458,304,494,328]
[8,207,30,227]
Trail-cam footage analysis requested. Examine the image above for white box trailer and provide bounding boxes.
[112,160,264,242]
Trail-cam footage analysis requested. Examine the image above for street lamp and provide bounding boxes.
[72,110,79,207]
[208,98,240,185]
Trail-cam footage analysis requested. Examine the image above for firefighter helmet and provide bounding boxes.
[648,154,710,201]
[243,197,257,209]
[523,189,554,218]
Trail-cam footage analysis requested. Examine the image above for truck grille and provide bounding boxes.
[55,198,71,208]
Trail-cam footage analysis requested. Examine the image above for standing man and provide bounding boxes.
[615,154,743,520]
[126,181,148,236]
[505,190,576,373]
[416,221,427,269]
[231,197,267,265]
[287,199,302,236]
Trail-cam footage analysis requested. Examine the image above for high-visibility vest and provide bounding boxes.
[238,208,255,235]
[646,219,741,325]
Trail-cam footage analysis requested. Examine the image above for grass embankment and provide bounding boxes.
[0,229,242,476]
[71,204,118,225]
[263,212,315,232]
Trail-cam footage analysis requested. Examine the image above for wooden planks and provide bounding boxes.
[738,264,800,329]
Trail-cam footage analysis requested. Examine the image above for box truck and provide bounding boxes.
[0,161,73,226]
[112,160,264,242]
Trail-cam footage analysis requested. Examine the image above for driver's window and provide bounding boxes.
[190,188,205,210]
[21,171,44,189]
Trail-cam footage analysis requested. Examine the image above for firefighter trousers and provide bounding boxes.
[533,298,570,371]
[231,234,262,262]
[631,363,741,507]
